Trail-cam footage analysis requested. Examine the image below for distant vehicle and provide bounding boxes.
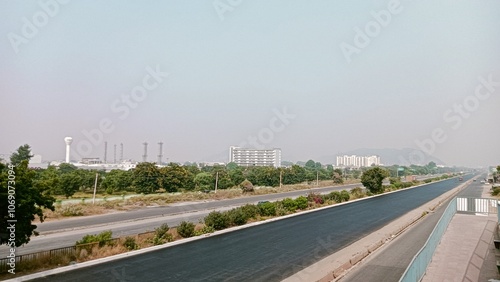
[473,179,476,182]
[459,177,463,181]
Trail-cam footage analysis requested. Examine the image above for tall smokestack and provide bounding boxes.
[120,143,123,162]
[158,141,163,165]
[64,137,73,163]
[104,141,107,163]
[142,142,148,162]
[114,144,117,164]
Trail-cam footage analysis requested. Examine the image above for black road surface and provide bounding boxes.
[341,174,481,282]
[32,176,471,282]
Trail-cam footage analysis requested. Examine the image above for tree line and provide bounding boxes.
[7,145,464,200]
[31,160,346,197]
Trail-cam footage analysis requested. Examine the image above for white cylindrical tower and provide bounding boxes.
[64,137,73,163]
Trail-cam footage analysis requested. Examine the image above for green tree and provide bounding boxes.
[58,163,77,174]
[282,165,307,184]
[159,163,193,192]
[361,167,390,194]
[33,165,60,196]
[9,144,33,166]
[194,172,213,191]
[75,169,101,192]
[59,171,82,198]
[229,167,245,187]
[226,162,239,171]
[247,166,279,187]
[132,162,161,194]
[332,169,343,184]
[305,160,317,169]
[101,169,133,194]
[210,167,234,190]
[0,160,55,247]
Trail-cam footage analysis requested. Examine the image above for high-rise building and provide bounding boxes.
[336,155,380,167]
[229,147,281,168]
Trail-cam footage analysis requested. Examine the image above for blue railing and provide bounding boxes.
[399,197,457,282]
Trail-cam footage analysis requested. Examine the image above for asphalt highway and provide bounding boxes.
[341,174,482,282]
[0,184,362,256]
[30,176,471,282]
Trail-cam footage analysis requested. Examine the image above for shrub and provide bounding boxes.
[151,223,173,245]
[492,187,500,196]
[340,190,350,202]
[194,225,215,236]
[258,201,276,216]
[240,179,254,193]
[59,205,84,216]
[294,196,308,210]
[402,182,414,188]
[275,202,287,216]
[281,198,297,212]
[307,192,324,205]
[177,221,195,238]
[227,208,247,226]
[327,191,341,202]
[76,230,113,247]
[240,204,260,219]
[152,233,173,245]
[204,211,230,230]
[123,236,138,250]
[155,223,170,238]
[350,187,364,199]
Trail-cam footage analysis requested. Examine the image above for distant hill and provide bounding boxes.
[318,148,445,166]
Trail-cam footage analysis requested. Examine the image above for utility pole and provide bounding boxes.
[279,169,282,189]
[215,171,219,193]
[92,173,98,204]
[316,171,319,187]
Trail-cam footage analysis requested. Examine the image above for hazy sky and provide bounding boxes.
[1,0,499,167]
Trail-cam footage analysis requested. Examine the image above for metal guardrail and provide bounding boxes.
[399,197,457,282]
[0,230,160,274]
[0,238,121,273]
[456,197,498,214]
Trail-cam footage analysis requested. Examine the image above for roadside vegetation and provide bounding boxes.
[0,144,462,248]
[1,171,455,278]
[489,166,500,196]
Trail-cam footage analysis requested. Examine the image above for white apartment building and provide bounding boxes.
[336,155,381,167]
[229,147,281,168]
